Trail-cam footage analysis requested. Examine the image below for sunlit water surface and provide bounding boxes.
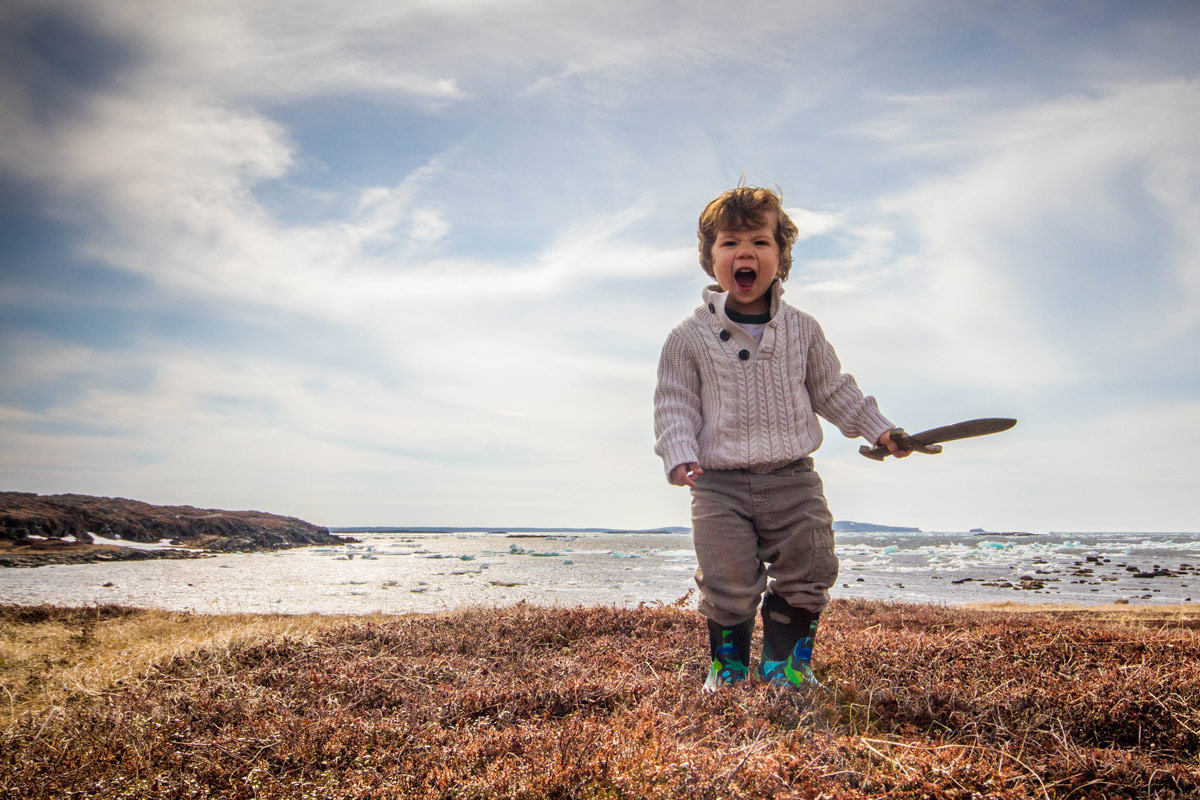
[1,530,1197,614]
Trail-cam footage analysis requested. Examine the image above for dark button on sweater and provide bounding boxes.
[738,350,750,361]
[719,330,731,341]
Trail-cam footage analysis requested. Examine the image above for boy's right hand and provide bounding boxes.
[669,462,703,487]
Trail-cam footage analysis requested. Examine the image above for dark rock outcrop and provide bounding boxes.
[0,544,214,569]
[0,492,348,558]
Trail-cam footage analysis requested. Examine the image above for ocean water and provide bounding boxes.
[1,530,1196,615]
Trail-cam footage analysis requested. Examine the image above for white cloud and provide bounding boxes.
[786,206,841,240]
[821,79,1200,392]
[1,26,694,322]
[86,0,468,104]
[0,322,667,526]
[409,208,449,243]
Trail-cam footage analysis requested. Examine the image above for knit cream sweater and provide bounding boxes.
[653,282,894,477]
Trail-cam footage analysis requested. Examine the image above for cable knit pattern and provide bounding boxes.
[653,283,894,477]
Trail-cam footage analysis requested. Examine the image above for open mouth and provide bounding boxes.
[734,268,757,290]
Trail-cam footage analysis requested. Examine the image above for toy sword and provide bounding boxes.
[859,418,1017,461]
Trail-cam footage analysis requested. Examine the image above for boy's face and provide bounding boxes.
[711,214,780,314]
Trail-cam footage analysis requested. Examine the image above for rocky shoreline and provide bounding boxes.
[0,492,351,568]
[940,552,1198,601]
[0,540,215,569]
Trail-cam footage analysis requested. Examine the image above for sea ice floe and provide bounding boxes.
[501,544,565,557]
[658,550,696,559]
[845,556,893,569]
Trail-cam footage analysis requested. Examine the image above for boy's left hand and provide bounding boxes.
[878,430,912,458]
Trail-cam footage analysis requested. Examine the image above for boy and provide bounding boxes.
[653,185,907,690]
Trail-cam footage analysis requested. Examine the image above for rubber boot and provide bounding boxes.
[757,592,820,688]
[702,616,753,691]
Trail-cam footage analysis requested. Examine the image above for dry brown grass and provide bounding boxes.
[966,601,1200,629]
[0,605,384,727]
[2,598,1198,799]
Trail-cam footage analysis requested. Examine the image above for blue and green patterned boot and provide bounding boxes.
[757,593,821,688]
[703,617,753,691]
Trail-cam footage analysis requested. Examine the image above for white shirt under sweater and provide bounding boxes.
[653,281,894,477]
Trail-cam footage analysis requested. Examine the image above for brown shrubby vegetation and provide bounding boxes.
[2,598,1198,799]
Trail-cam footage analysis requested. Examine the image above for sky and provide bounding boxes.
[1,0,1198,533]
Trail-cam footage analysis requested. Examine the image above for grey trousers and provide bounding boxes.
[689,458,838,627]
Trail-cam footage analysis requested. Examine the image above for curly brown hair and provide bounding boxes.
[697,186,800,281]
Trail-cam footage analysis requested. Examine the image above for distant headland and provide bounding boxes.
[0,492,348,568]
[833,520,921,533]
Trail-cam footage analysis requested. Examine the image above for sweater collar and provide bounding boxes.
[700,280,783,327]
